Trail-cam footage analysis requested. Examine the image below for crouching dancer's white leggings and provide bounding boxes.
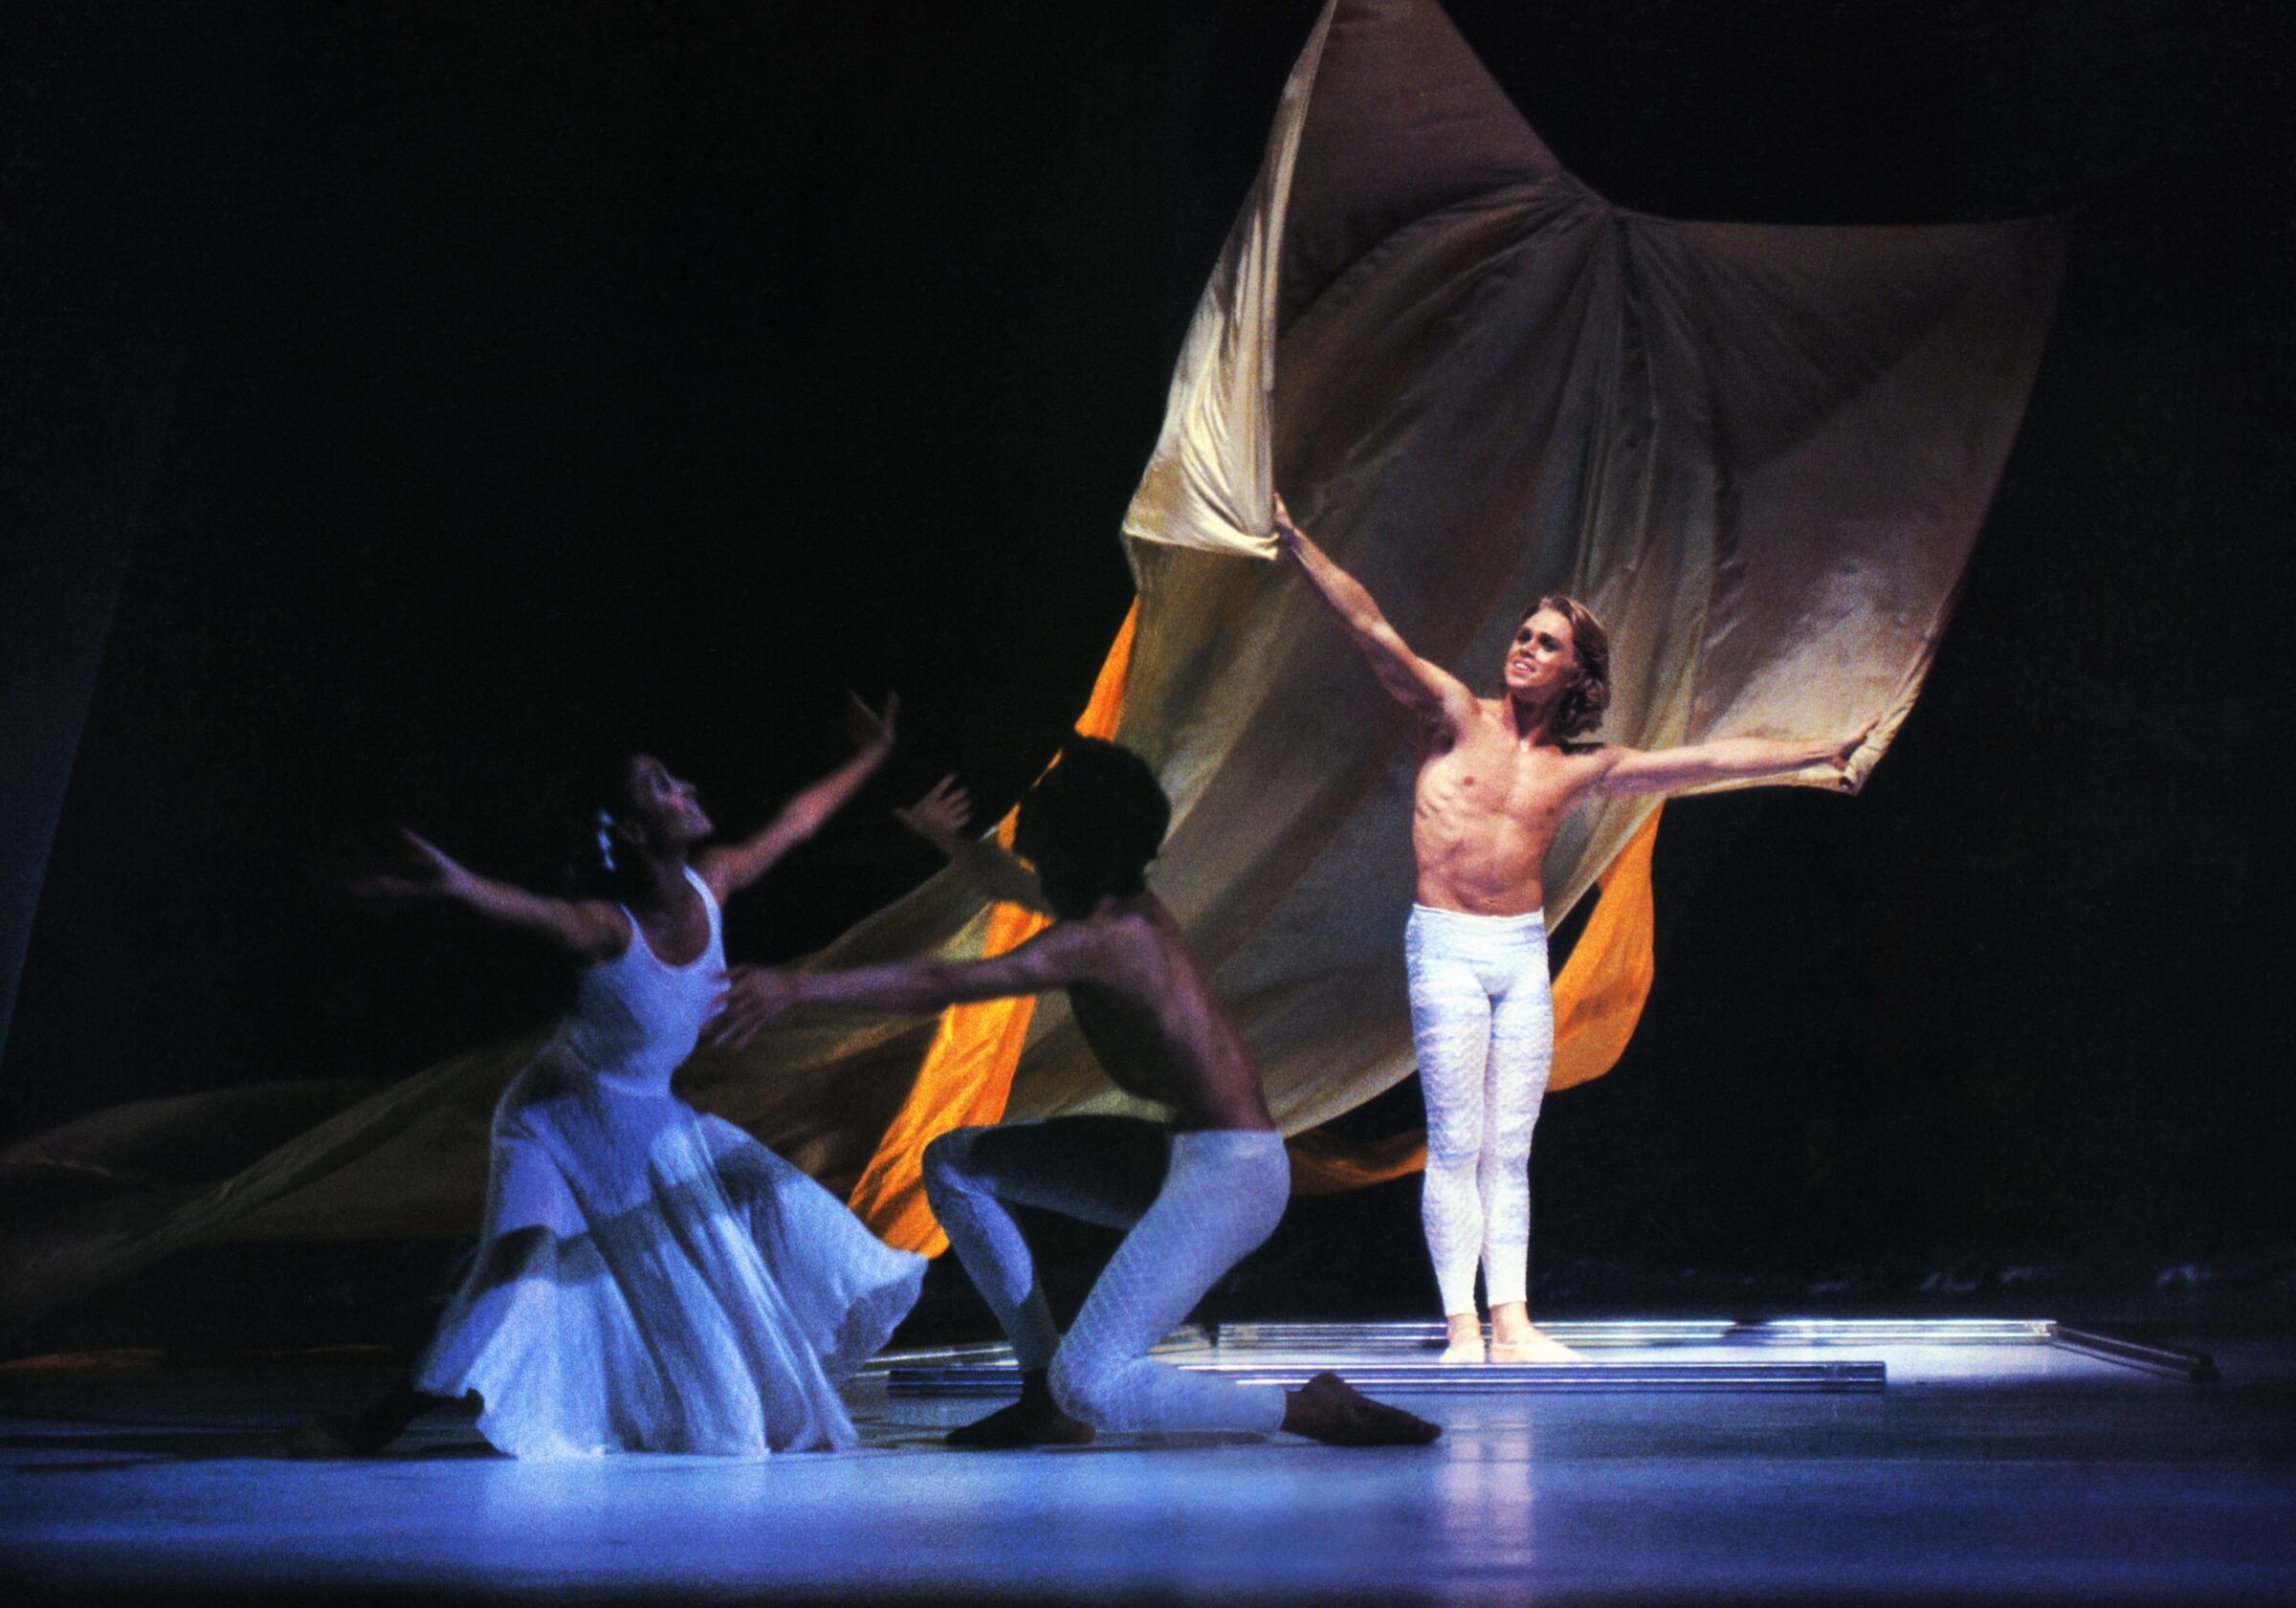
[922,1118,1289,1434]
[1405,904,1554,1316]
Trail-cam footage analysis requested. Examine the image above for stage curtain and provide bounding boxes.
[0,0,2060,1337]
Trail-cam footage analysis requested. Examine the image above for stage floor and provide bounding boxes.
[4,1319,2291,1606]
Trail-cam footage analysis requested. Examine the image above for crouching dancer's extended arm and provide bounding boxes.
[703,922,1112,1050]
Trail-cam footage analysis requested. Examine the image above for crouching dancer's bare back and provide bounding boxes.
[709,741,1440,1449]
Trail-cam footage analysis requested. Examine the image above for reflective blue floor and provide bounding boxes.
[4,1326,2291,1605]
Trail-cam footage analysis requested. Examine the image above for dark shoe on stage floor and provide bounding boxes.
[283,1413,384,1459]
[1282,1372,1442,1447]
[945,1374,1095,1449]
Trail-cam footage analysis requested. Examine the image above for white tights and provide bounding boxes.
[1405,904,1553,1316]
[922,1118,1290,1434]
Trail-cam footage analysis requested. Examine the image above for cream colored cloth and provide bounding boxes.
[1017,0,2061,1136]
[0,0,2061,1336]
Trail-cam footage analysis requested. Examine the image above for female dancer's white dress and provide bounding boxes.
[415,866,923,1457]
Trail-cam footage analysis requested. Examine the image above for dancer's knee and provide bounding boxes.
[1485,1124,1534,1173]
[920,1127,982,1206]
[1424,1119,1483,1176]
[1046,1347,1121,1427]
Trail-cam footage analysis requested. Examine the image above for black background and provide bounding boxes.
[6,1,2293,1338]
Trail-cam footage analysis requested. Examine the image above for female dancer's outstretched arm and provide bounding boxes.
[354,830,629,958]
[695,693,897,902]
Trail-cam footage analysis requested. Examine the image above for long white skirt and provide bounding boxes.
[416,1057,924,1457]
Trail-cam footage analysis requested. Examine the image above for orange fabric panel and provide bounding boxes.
[841,899,1050,1255]
[1287,804,1664,1197]
[845,602,1139,1254]
[1548,802,1663,1094]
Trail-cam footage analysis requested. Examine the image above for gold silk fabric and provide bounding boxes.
[1013,0,2060,1136]
[0,0,2060,1336]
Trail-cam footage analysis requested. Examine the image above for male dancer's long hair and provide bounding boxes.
[1522,595,1611,739]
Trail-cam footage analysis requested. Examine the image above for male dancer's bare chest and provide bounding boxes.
[1414,729,1578,864]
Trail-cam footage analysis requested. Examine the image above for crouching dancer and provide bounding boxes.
[707,741,1440,1449]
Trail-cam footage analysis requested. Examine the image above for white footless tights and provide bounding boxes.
[922,1118,1289,1434]
[1405,904,1554,1316]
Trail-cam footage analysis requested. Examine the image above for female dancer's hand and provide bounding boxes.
[704,965,799,1049]
[894,774,972,845]
[351,828,475,911]
[844,691,899,758]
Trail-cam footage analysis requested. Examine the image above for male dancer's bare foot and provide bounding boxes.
[1281,1372,1442,1446]
[1488,1303,1582,1363]
[1439,1311,1486,1364]
[945,1371,1095,1449]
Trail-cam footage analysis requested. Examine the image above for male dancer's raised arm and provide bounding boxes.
[1273,496,1475,737]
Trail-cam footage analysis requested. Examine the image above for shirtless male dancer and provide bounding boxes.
[706,738,1440,1448]
[1273,496,1872,1363]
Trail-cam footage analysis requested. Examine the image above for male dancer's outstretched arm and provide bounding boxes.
[1589,729,1871,795]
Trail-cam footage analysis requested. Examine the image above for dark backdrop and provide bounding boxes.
[5,1,2292,1340]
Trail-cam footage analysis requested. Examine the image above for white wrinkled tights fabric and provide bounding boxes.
[923,1121,1290,1434]
[1405,905,1553,1315]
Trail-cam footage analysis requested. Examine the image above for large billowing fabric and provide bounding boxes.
[989,0,2062,1139]
[0,0,2060,1337]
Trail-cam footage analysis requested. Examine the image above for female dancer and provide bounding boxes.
[289,695,924,1457]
